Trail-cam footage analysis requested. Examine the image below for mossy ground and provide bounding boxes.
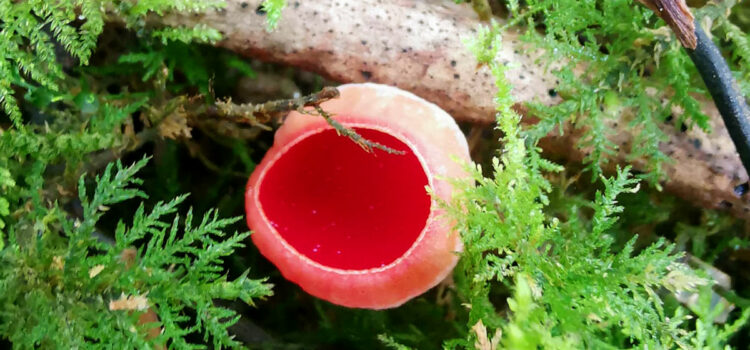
[1,0,749,348]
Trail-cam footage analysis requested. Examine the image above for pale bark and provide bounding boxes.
[161,0,750,219]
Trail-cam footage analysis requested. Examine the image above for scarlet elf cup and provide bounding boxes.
[245,83,470,309]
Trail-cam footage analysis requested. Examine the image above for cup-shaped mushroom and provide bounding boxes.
[245,83,470,309]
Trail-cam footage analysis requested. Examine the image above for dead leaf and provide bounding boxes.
[472,320,502,350]
[158,109,192,139]
[51,256,64,271]
[109,293,150,311]
[89,265,105,278]
[121,247,137,269]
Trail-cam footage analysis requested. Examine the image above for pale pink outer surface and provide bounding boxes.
[245,83,470,309]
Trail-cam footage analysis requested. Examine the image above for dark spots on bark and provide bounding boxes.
[450,60,456,67]
[691,138,702,150]
[734,182,749,197]
[519,74,525,80]
[361,71,372,80]
[680,123,688,133]
[454,74,460,79]
[240,2,248,9]
[665,114,674,123]
[719,200,733,209]
[255,5,266,15]
[361,40,367,45]
[548,89,557,97]
[294,1,300,8]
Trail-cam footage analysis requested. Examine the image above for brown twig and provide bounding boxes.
[213,86,340,129]
[636,0,697,48]
[210,86,404,154]
[308,105,405,155]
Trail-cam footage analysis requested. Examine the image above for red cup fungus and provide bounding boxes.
[245,83,470,309]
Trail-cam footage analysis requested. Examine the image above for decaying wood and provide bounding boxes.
[161,0,553,124]
[159,0,750,220]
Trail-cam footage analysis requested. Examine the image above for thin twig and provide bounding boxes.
[213,87,340,129]
[307,105,405,155]
[212,87,405,155]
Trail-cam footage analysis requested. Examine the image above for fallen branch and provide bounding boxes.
[159,0,750,220]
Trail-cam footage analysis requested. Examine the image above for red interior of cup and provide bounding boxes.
[258,127,431,270]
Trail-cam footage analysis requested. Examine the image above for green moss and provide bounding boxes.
[0,158,271,348]
[1,0,749,348]
[433,19,749,348]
